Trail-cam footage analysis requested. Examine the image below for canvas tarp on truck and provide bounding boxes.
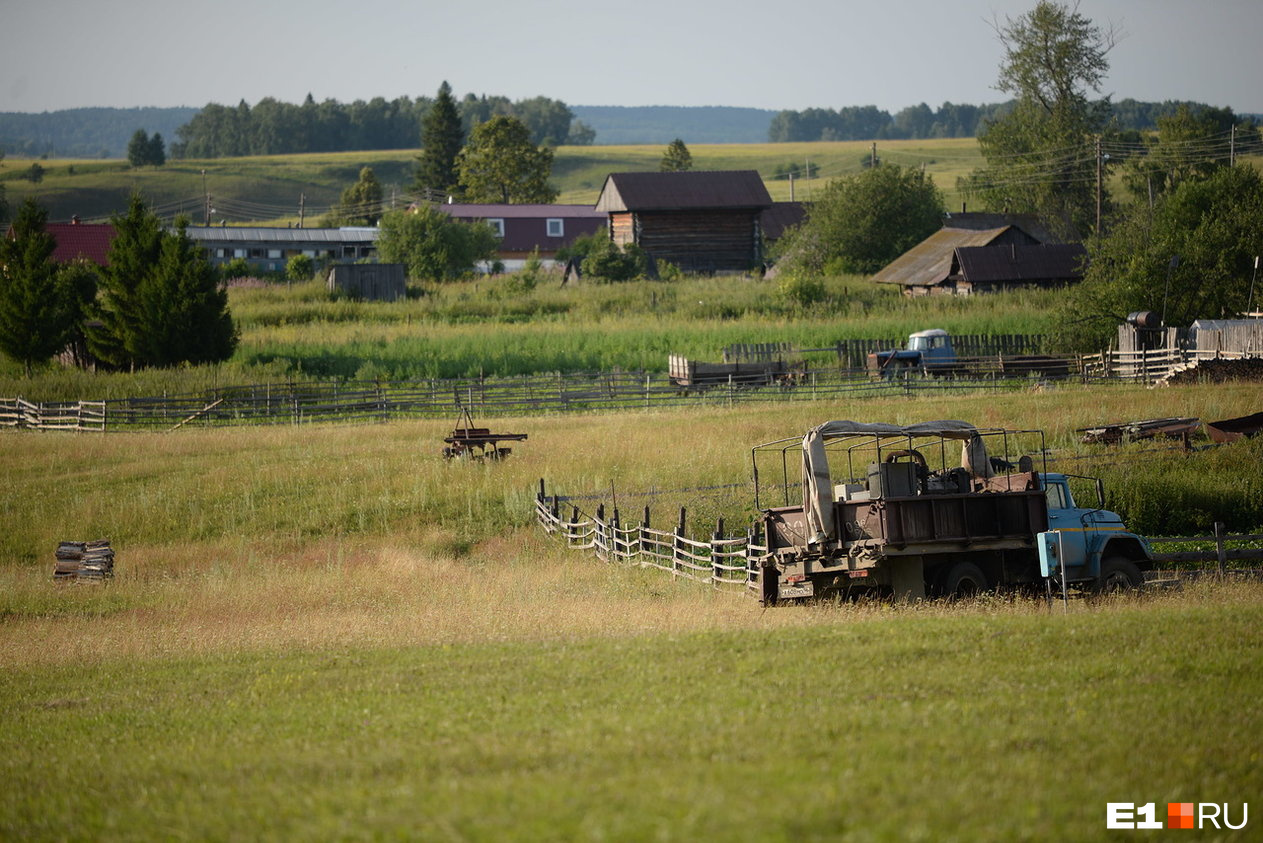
[800,420,994,546]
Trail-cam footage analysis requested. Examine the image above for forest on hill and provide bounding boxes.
[4,94,1259,159]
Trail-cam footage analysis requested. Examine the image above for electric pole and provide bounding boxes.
[298,193,305,229]
[1095,135,1103,234]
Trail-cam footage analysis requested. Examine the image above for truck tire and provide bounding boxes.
[1096,557,1144,593]
[941,561,988,599]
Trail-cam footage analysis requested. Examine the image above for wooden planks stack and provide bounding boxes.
[54,540,114,581]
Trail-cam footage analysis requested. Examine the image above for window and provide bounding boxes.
[487,218,505,238]
[546,218,564,237]
[267,249,282,259]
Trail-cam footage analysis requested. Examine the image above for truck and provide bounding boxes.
[668,353,801,390]
[750,420,1153,603]
[865,330,1072,379]
[866,329,957,377]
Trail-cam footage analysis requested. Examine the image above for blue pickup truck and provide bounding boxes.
[866,329,956,376]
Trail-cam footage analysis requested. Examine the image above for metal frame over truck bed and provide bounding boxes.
[751,421,1052,602]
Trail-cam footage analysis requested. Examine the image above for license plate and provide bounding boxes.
[779,582,814,599]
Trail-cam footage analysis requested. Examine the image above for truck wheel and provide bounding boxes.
[1096,557,1144,594]
[941,562,988,599]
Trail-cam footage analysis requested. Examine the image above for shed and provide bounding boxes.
[872,213,1071,296]
[327,263,406,301]
[946,243,1087,295]
[595,170,772,273]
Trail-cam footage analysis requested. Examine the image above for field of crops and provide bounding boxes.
[2,384,1262,839]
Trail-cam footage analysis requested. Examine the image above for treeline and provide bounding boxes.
[768,98,1261,142]
[0,107,198,158]
[170,92,592,159]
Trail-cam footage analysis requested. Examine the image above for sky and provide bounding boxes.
[3,0,1263,115]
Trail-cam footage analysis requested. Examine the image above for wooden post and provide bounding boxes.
[1215,521,1227,576]
[711,518,725,586]
[674,507,687,579]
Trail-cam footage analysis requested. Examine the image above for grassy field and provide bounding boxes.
[2,387,1262,839]
[1,138,985,224]
[1,274,1074,395]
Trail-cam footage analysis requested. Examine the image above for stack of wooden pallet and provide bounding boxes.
[54,540,114,581]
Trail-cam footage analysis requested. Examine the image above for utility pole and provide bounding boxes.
[201,169,210,225]
[1095,135,1103,234]
[788,171,795,202]
[1230,124,1237,166]
[298,193,305,229]
[871,142,878,168]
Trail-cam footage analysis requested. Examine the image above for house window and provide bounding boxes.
[487,218,505,238]
[267,249,282,259]
[547,218,564,237]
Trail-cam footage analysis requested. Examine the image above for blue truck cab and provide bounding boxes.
[1039,473,1152,589]
[868,329,957,376]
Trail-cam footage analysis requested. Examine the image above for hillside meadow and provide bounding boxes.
[1,138,985,224]
[2,386,1262,839]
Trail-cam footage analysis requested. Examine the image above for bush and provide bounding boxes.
[286,254,315,282]
[502,249,545,295]
[581,238,647,282]
[776,272,828,309]
[221,257,252,281]
[376,207,499,282]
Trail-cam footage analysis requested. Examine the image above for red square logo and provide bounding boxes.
[1168,802,1195,829]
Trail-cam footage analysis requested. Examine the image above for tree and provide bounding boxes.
[963,1,1117,237]
[775,164,945,275]
[456,116,558,204]
[127,129,165,166]
[286,254,315,283]
[88,193,165,369]
[335,166,383,226]
[580,236,647,282]
[1058,165,1263,349]
[376,206,499,281]
[88,196,236,369]
[660,138,693,172]
[0,198,78,375]
[130,220,237,367]
[1122,104,1230,204]
[415,82,464,196]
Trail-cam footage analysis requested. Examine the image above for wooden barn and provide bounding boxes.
[871,212,1079,296]
[594,171,772,273]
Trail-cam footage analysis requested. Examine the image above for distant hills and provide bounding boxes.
[570,106,777,144]
[0,106,199,158]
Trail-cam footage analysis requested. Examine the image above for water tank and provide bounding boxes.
[1126,311,1162,329]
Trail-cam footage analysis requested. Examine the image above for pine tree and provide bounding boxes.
[133,221,237,367]
[338,167,384,226]
[87,194,166,370]
[415,81,464,196]
[0,198,75,376]
[660,138,693,172]
[128,129,151,166]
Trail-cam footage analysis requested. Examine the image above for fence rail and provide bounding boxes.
[0,398,105,431]
[4,346,1258,432]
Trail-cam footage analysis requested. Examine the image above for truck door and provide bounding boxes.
[1043,480,1090,577]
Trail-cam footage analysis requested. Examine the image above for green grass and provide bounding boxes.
[1,275,1073,395]
[3,586,1260,841]
[2,388,1262,839]
[3,138,984,224]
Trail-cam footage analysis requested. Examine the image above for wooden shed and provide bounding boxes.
[594,171,772,273]
[327,263,406,301]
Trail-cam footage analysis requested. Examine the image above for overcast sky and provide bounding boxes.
[3,0,1262,115]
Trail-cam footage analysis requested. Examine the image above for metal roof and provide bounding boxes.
[952,243,1088,284]
[182,226,379,244]
[435,203,604,220]
[871,225,1013,287]
[595,170,772,213]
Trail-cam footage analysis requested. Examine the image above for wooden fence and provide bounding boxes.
[0,398,106,431]
[727,334,1050,367]
[534,484,762,591]
[533,482,1263,597]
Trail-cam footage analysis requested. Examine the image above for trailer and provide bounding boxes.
[750,420,1153,603]
[667,353,799,390]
